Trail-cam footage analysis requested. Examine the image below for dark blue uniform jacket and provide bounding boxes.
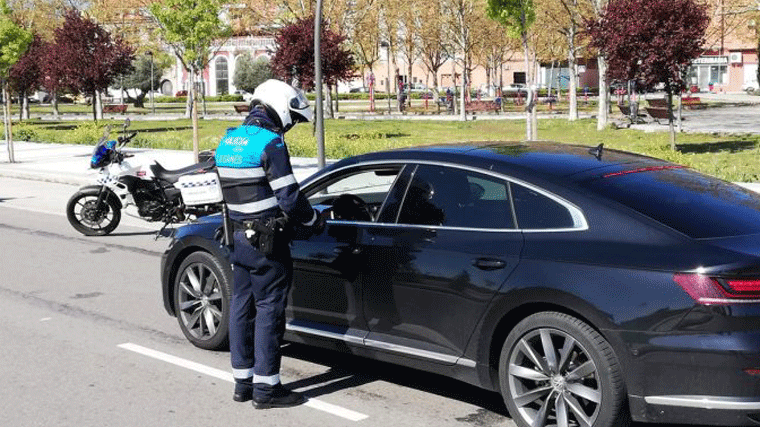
[215,109,315,225]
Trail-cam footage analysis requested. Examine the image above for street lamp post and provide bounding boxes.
[315,0,325,169]
[147,51,155,114]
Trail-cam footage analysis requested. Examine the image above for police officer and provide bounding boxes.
[215,79,323,409]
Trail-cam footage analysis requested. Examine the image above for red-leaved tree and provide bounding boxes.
[9,35,44,121]
[49,9,134,120]
[271,15,355,116]
[586,0,708,147]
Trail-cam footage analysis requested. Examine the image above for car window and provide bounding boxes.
[510,182,576,230]
[582,167,760,238]
[397,164,515,229]
[307,166,403,222]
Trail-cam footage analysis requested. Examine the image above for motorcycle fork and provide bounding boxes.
[95,185,110,212]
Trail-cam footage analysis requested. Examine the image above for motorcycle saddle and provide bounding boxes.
[151,160,216,183]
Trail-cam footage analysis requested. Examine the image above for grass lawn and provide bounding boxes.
[6,114,760,182]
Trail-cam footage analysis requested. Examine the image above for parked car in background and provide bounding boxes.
[161,142,760,427]
[502,83,527,96]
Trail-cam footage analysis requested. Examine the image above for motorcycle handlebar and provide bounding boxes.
[117,132,138,147]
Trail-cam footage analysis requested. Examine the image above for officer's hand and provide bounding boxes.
[312,209,327,235]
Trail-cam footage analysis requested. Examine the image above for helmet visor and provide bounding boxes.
[290,90,310,110]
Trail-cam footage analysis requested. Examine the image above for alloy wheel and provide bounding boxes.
[507,327,601,427]
[177,262,224,341]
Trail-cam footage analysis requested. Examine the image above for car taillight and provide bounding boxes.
[725,279,760,293]
[674,274,760,304]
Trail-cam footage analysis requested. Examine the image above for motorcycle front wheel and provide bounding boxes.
[66,189,122,236]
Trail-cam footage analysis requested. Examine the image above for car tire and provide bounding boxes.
[499,312,629,427]
[174,251,231,350]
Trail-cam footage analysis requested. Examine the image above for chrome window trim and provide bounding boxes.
[286,322,477,368]
[645,395,760,410]
[306,159,588,233]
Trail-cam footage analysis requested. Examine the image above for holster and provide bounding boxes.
[235,217,290,256]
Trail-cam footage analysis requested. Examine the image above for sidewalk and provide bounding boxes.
[2,140,759,194]
[0,141,322,186]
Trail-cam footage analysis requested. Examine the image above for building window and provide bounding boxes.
[215,57,229,95]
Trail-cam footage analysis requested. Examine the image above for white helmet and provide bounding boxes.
[250,79,314,132]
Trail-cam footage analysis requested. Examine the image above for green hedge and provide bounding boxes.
[153,94,244,103]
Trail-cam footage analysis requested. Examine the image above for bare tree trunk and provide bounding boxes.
[190,68,199,162]
[459,58,467,122]
[185,73,192,119]
[3,83,15,163]
[523,37,533,140]
[668,90,676,150]
[335,84,340,113]
[326,83,335,119]
[95,90,103,121]
[597,56,609,130]
[51,92,60,120]
[20,91,30,121]
[567,1,579,121]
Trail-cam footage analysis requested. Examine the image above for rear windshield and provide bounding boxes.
[583,167,760,238]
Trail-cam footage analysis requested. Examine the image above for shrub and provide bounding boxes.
[69,122,107,145]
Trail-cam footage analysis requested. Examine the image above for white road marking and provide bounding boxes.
[40,317,52,321]
[118,343,369,422]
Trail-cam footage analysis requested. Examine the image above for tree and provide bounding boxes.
[7,0,69,40]
[0,0,32,163]
[487,0,538,138]
[50,9,134,121]
[149,0,231,162]
[233,53,273,93]
[587,0,709,148]
[115,54,164,108]
[270,15,355,117]
[418,0,452,90]
[9,34,43,121]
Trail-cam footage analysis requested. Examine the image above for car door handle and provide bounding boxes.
[473,258,506,271]
[333,247,362,255]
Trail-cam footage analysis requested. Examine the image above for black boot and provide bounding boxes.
[233,378,253,402]
[252,384,306,409]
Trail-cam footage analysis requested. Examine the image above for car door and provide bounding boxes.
[287,163,408,342]
[361,163,523,364]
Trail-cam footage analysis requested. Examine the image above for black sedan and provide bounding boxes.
[160,142,760,427]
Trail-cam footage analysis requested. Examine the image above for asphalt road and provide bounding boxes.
[0,176,714,427]
[0,176,516,427]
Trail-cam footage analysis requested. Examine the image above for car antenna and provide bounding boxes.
[589,143,604,160]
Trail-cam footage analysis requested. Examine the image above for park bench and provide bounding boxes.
[234,104,250,114]
[681,96,705,109]
[465,100,500,114]
[646,98,668,108]
[618,103,647,124]
[645,106,675,124]
[103,104,128,114]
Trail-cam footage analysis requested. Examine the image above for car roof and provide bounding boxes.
[317,141,669,182]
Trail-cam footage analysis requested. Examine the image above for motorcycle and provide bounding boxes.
[66,120,221,236]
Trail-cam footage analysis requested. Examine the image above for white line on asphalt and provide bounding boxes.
[118,343,369,422]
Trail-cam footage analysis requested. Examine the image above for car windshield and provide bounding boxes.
[583,167,760,239]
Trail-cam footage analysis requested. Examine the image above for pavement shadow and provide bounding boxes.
[676,140,758,154]
[281,343,510,418]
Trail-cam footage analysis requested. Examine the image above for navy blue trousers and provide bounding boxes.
[229,230,292,396]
